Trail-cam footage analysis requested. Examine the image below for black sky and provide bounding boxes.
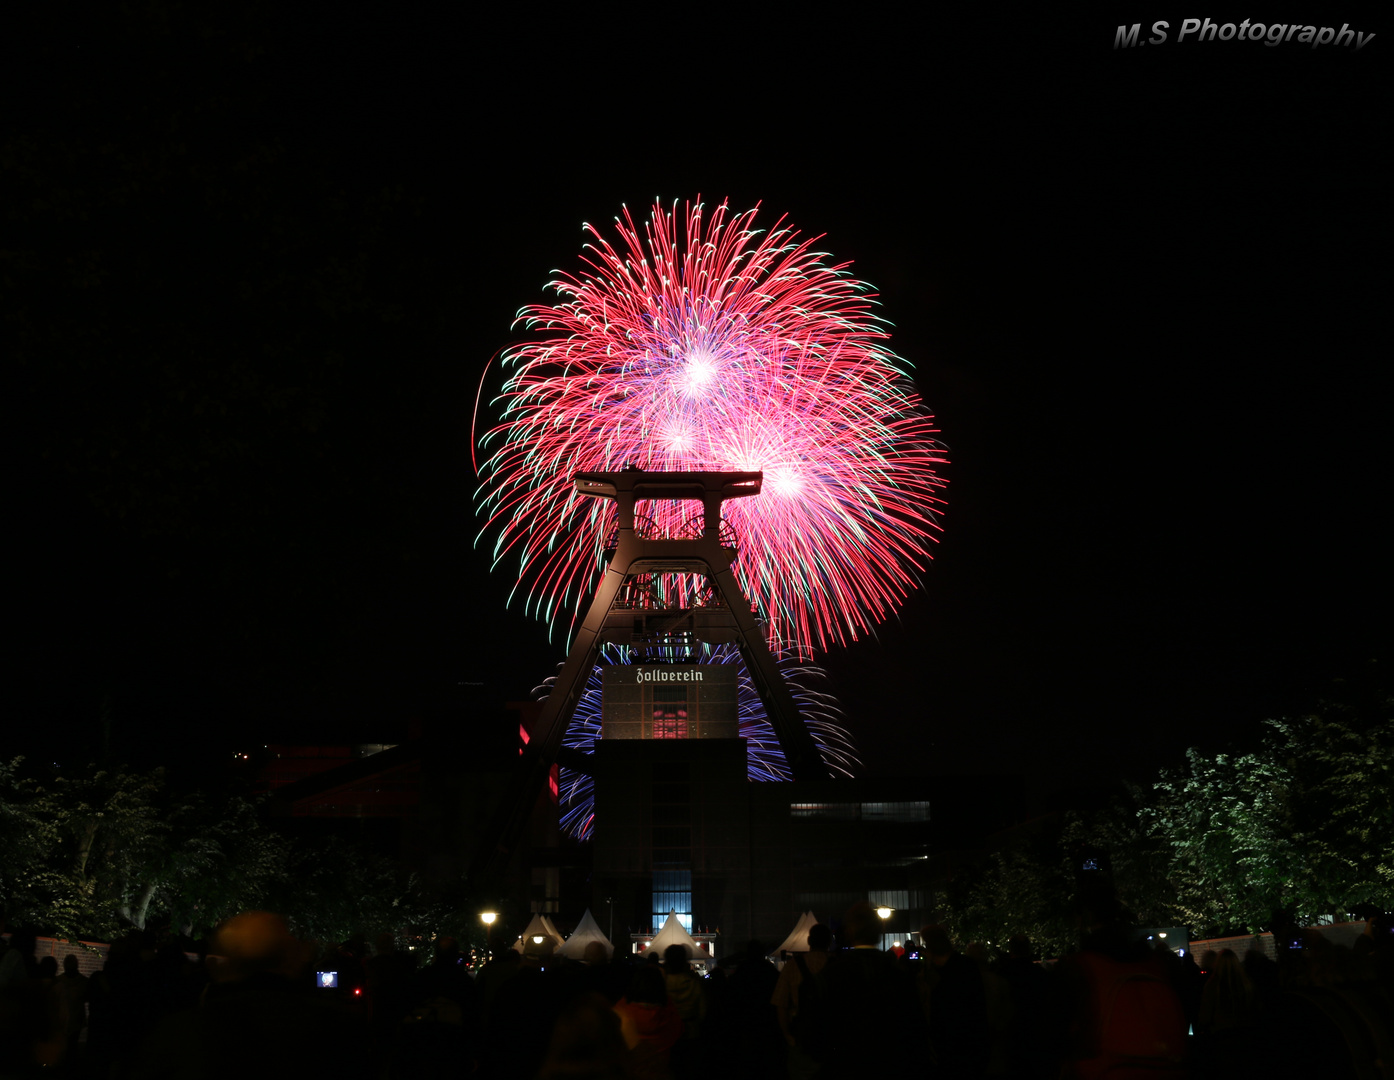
[8,4,1388,796]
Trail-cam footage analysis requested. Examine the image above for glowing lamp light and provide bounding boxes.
[533,935,545,945]
[481,911,497,926]
[876,906,893,920]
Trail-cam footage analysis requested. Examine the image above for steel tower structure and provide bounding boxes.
[470,468,830,885]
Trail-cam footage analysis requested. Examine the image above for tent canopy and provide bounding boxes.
[556,909,614,960]
[770,912,821,955]
[647,910,710,960]
[511,913,566,953]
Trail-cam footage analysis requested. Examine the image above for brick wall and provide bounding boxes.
[2,933,110,976]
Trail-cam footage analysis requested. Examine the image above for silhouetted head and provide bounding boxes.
[1212,949,1249,985]
[808,923,832,953]
[207,911,307,984]
[626,964,667,1006]
[663,944,689,973]
[1242,947,1277,989]
[524,937,556,965]
[434,935,459,961]
[582,941,610,966]
[1073,879,1123,935]
[921,924,953,960]
[1008,934,1034,961]
[842,903,882,948]
[539,993,628,1079]
[62,954,79,975]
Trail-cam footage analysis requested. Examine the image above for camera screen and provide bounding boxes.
[316,971,338,988]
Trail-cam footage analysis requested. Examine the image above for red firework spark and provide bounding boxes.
[475,198,947,656]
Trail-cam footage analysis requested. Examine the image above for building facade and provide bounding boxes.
[589,663,936,949]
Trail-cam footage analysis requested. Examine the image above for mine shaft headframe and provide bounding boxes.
[574,469,762,538]
[466,467,827,891]
[568,467,828,788]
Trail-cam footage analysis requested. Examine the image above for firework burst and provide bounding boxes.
[548,645,858,840]
[475,198,947,656]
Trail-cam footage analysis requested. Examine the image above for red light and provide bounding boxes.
[353,988,362,996]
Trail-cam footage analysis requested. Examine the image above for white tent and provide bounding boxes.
[770,912,821,955]
[647,910,711,960]
[556,909,614,961]
[511,913,567,953]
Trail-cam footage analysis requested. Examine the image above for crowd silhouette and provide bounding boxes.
[1,904,1390,1079]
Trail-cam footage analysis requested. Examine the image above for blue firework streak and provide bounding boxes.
[540,644,858,840]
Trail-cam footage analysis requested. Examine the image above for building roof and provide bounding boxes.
[511,913,566,953]
[647,910,710,960]
[555,909,613,960]
[770,911,821,955]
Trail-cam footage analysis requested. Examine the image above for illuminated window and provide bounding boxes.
[651,688,688,739]
[653,868,693,932]
[651,766,692,931]
[860,801,930,823]
[790,802,858,820]
[868,890,920,910]
[790,801,930,822]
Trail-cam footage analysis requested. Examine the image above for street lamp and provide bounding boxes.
[481,911,497,958]
[874,906,894,952]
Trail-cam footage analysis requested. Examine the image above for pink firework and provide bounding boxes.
[475,198,947,656]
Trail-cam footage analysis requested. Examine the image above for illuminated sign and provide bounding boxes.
[600,664,737,740]
[633,667,704,684]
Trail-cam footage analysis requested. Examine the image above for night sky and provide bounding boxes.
[9,5,1387,801]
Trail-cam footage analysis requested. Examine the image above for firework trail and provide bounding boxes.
[475,198,947,657]
[543,645,858,840]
